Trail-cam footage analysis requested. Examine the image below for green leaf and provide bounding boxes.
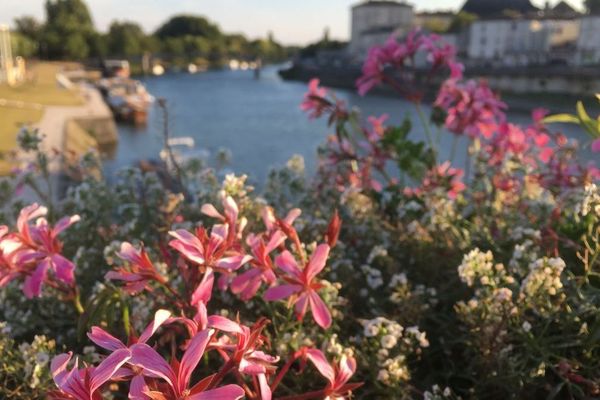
[576,101,599,136]
[542,114,580,125]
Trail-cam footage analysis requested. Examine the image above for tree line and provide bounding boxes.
[11,0,294,65]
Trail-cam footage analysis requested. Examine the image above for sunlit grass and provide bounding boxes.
[0,63,82,174]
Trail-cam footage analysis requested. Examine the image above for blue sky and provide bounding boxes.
[1,0,586,44]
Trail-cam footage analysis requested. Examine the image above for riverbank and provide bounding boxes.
[0,62,117,177]
[278,63,600,113]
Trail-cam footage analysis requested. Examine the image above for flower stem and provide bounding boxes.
[414,103,437,163]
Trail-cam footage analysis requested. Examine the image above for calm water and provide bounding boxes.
[103,66,595,184]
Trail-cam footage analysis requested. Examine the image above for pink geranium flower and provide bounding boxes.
[201,196,247,242]
[129,329,245,400]
[105,242,166,294]
[49,350,131,400]
[231,231,286,300]
[169,224,251,272]
[303,348,362,399]
[301,78,330,119]
[264,244,332,329]
[0,204,80,298]
[434,79,506,138]
[592,138,600,153]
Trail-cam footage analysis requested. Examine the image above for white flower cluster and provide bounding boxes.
[457,249,497,287]
[576,183,600,217]
[367,245,388,263]
[520,257,566,313]
[362,317,403,339]
[510,227,542,242]
[221,173,252,199]
[18,335,55,389]
[325,334,355,359]
[423,384,455,400]
[274,330,315,356]
[361,317,429,386]
[508,239,540,278]
[397,199,422,218]
[361,264,384,289]
[377,355,410,385]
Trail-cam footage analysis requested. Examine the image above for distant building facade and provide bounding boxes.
[465,0,581,67]
[349,1,414,59]
[576,16,600,65]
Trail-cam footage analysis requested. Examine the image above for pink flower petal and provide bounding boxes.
[592,138,600,153]
[188,384,245,400]
[129,374,150,400]
[23,259,50,298]
[201,203,224,220]
[305,244,330,283]
[138,309,172,343]
[308,291,332,329]
[263,284,301,301]
[53,215,80,237]
[191,268,214,306]
[89,348,132,394]
[130,343,176,388]
[305,349,335,384]
[258,373,272,400]
[50,254,75,284]
[178,329,213,393]
[88,327,126,351]
[274,251,302,279]
[207,315,243,334]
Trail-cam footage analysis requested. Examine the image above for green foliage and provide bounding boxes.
[107,21,147,58]
[586,0,600,14]
[447,11,478,34]
[42,0,96,59]
[154,14,221,40]
[544,96,600,140]
[11,33,37,58]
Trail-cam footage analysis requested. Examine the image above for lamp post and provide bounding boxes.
[0,24,14,85]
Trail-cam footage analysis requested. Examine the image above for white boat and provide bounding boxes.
[159,136,210,170]
[152,64,165,76]
[188,64,198,74]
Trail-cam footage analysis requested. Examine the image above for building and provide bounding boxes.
[349,1,414,59]
[577,16,600,65]
[465,1,581,66]
[461,0,538,18]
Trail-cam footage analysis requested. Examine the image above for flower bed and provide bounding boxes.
[0,31,599,399]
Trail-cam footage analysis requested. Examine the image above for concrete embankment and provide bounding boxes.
[36,75,117,173]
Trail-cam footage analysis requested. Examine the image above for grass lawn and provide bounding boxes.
[0,63,83,106]
[0,63,82,174]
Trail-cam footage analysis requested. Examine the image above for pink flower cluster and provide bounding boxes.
[106,196,341,330]
[356,30,463,98]
[302,84,394,193]
[0,203,79,298]
[404,161,466,200]
[434,79,507,138]
[51,309,358,399]
[51,197,359,399]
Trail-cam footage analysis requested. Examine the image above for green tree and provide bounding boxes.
[107,21,146,57]
[42,0,95,60]
[447,11,478,33]
[13,16,42,43]
[586,0,600,14]
[155,15,221,40]
[11,33,38,58]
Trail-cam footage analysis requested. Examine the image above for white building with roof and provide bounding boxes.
[349,1,414,59]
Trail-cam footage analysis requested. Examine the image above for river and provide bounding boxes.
[103,66,595,185]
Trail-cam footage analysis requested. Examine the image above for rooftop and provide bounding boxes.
[352,1,413,9]
[460,0,538,18]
